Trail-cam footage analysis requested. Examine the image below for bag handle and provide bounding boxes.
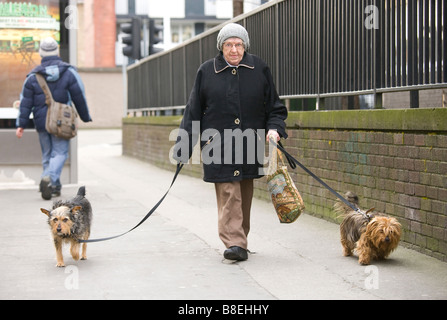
[276,148,287,167]
[278,141,297,169]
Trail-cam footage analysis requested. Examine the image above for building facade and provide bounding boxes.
[0,0,70,108]
[76,0,268,68]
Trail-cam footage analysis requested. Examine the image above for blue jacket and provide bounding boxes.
[17,56,92,132]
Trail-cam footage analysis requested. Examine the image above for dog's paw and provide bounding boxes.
[358,258,371,265]
[56,262,66,268]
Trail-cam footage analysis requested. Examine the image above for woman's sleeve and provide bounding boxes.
[172,69,204,163]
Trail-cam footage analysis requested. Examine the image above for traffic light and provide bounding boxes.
[122,17,141,60]
[149,19,163,55]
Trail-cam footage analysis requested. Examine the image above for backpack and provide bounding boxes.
[35,74,78,140]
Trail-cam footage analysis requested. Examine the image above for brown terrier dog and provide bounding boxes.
[41,187,92,267]
[335,192,401,265]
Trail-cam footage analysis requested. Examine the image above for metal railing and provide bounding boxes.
[127,0,447,113]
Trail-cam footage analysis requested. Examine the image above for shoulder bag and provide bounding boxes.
[35,74,78,140]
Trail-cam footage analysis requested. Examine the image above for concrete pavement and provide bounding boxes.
[1,129,446,300]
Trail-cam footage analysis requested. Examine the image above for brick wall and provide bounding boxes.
[122,116,203,178]
[77,0,117,68]
[123,108,447,261]
[78,70,124,129]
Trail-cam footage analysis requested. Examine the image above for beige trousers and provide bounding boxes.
[214,179,254,250]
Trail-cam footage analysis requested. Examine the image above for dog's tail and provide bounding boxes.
[334,191,359,216]
[77,186,86,197]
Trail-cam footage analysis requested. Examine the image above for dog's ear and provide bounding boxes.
[71,206,82,215]
[41,208,51,217]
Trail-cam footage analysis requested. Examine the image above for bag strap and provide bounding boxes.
[276,149,286,167]
[278,141,296,169]
[35,74,53,108]
[57,101,64,136]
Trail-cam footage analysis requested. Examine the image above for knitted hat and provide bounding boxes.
[217,23,250,51]
[39,37,59,57]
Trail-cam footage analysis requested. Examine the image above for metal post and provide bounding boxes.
[410,91,419,108]
[68,0,77,66]
[69,136,78,184]
[374,92,383,109]
[233,0,244,17]
[69,0,77,184]
[122,56,128,117]
[143,18,149,58]
[316,0,321,111]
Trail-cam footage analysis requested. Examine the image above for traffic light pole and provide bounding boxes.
[122,55,128,117]
[142,18,149,58]
[163,15,171,49]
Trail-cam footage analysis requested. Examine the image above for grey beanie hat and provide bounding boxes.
[39,37,59,57]
[217,23,250,51]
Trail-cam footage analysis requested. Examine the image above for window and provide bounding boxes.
[0,0,63,108]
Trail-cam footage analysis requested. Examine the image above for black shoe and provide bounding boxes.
[40,176,52,200]
[224,246,248,261]
[51,187,61,198]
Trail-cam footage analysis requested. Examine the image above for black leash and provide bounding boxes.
[274,140,371,219]
[79,163,184,243]
[80,138,371,244]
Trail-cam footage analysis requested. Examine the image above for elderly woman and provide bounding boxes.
[173,23,288,261]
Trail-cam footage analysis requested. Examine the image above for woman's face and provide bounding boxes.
[222,37,245,66]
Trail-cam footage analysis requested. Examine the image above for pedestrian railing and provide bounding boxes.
[127,0,447,114]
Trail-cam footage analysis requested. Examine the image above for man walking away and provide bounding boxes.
[16,37,92,200]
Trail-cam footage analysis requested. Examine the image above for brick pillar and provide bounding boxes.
[93,0,116,68]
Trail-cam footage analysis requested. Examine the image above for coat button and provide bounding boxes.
[234,118,240,125]
[234,170,240,177]
[232,69,237,75]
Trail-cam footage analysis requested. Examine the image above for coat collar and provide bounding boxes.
[214,52,255,74]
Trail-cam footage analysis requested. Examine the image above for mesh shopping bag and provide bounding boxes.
[266,149,305,223]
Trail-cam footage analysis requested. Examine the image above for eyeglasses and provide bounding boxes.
[224,42,244,50]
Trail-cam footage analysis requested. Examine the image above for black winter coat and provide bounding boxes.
[173,52,288,183]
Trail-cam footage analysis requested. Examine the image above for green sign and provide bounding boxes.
[0,2,51,18]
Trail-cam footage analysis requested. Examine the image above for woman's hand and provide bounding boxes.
[266,129,280,143]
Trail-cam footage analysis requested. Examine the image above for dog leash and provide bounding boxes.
[81,138,370,244]
[78,163,184,243]
[273,140,371,220]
